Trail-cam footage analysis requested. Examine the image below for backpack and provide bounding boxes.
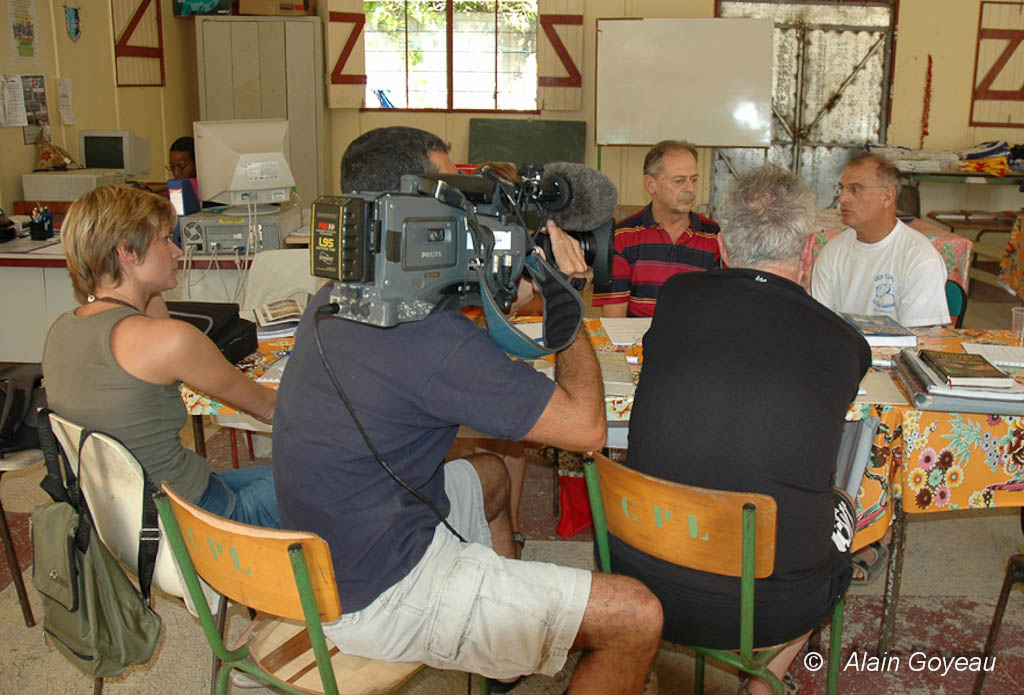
[0,364,46,456]
[33,411,163,678]
[165,300,259,364]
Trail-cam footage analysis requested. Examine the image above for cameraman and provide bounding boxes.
[273,127,662,694]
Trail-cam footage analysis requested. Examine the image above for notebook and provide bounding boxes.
[962,343,1024,368]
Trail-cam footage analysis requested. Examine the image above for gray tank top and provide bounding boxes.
[42,306,211,502]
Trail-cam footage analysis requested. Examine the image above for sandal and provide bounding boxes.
[851,541,889,585]
[489,675,523,693]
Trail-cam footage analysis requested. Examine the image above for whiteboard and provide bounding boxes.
[596,18,773,147]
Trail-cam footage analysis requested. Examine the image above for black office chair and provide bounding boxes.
[945,280,968,328]
[974,554,1024,694]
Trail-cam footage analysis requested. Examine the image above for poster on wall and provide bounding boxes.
[7,0,38,59]
[19,74,48,144]
[58,77,75,124]
[0,74,28,127]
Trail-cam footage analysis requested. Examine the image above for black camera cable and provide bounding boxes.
[312,304,467,543]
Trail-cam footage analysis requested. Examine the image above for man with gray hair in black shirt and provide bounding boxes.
[618,164,870,695]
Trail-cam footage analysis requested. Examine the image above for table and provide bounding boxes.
[0,239,259,362]
[183,321,1024,653]
[803,209,973,293]
[592,323,1024,653]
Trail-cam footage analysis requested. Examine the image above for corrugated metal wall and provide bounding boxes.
[713,1,895,212]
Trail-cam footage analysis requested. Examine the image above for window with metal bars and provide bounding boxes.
[364,1,538,111]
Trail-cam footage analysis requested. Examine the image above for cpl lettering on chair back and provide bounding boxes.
[592,455,778,579]
[160,482,341,622]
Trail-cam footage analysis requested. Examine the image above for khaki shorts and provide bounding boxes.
[322,459,592,679]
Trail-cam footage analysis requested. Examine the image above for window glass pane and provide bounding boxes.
[365,1,409,108]
[365,0,536,111]
[496,1,536,110]
[407,0,448,108]
[453,2,496,109]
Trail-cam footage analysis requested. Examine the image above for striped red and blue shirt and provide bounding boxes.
[592,204,721,317]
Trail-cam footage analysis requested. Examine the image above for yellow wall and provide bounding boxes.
[0,0,197,208]
[327,0,717,208]
[1,0,1021,213]
[892,0,1024,212]
[328,0,1022,212]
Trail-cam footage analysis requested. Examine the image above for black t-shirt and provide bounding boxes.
[273,286,556,612]
[614,268,870,604]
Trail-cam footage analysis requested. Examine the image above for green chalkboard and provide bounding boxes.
[468,118,586,167]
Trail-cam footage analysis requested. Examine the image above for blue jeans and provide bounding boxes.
[196,465,280,528]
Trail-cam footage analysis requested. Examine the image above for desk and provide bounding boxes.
[804,209,972,293]
[0,240,258,362]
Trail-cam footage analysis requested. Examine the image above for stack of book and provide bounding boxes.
[842,313,917,368]
[842,314,917,348]
[894,348,1024,414]
[253,297,307,339]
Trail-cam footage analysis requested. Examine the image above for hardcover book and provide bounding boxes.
[841,313,917,347]
[918,349,1015,388]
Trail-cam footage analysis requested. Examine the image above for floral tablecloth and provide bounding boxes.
[180,337,292,416]
[997,215,1024,297]
[801,208,972,294]
[183,325,1024,554]
[846,328,1024,551]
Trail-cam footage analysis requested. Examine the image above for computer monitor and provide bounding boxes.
[194,118,295,206]
[79,130,152,178]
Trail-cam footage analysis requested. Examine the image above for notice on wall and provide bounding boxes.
[57,77,74,125]
[0,74,27,127]
[7,0,38,59]
[18,74,47,143]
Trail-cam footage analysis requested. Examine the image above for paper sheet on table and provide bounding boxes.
[256,355,289,383]
[962,343,1024,368]
[598,352,635,396]
[516,322,544,342]
[854,370,908,406]
[600,318,651,346]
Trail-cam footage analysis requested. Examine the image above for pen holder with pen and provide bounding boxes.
[29,220,47,240]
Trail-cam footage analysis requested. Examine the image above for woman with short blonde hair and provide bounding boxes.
[43,185,279,527]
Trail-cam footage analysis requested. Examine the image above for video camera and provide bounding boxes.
[309,162,617,334]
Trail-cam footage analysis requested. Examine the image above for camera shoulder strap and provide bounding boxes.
[479,250,584,359]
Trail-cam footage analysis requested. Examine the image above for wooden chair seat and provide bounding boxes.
[247,616,423,695]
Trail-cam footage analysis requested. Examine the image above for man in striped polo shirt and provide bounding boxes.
[593,140,722,317]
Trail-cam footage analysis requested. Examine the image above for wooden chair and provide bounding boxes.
[583,452,844,695]
[154,481,492,695]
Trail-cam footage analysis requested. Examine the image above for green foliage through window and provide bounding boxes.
[364,1,538,110]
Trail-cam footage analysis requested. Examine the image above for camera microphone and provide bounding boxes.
[538,162,618,232]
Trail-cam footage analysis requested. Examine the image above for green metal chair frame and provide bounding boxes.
[154,483,491,695]
[583,453,844,695]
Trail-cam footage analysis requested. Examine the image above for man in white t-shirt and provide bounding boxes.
[811,152,950,327]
